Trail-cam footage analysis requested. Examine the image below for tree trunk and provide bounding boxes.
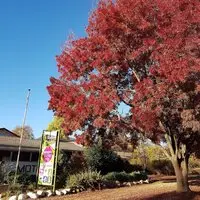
[172,157,190,192]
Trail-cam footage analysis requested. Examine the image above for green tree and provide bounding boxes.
[84,139,125,174]
[47,117,66,138]
[131,144,174,175]
[131,144,167,165]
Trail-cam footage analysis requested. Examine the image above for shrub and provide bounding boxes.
[130,171,148,181]
[130,145,167,170]
[4,172,36,193]
[149,159,174,175]
[104,171,148,183]
[84,142,125,174]
[26,182,37,191]
[66,151,87,174]
[123,162,143,173]
[56,151,86,188]
[66,170,104,190]
[189,156,200,169]
[104,171,130,182]
[8,183,22,195]
[130,144,177,175]
[18,174,36,186]
[56,151,70,188]
[3,173,23,196]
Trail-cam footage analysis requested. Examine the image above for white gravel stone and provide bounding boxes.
[144,179,149,184]
[36,190,43,195]
[8,196,17,200]
[65,188,71,192]
[18,194,27,200]
[61,189,67,195]
[27,192,38,199]
[139,180,143,184]
[55,190,62,196]
[46,190,53,197]
[127,182,132,186]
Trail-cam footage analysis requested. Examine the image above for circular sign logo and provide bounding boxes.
[43,146,53,162]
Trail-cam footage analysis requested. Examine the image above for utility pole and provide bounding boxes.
[13,89,31,184]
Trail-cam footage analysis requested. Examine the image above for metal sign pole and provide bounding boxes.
[36,131,44,189]
[53,131,60,193]
[14,89,31,184]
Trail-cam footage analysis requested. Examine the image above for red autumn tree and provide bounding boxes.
[47,0,200,192]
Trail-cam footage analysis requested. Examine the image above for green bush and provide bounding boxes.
[3,173,23,196]
[104,171,130,182]
[26,182,37,191]
[104,171,148,183]
[149,159,174,175]
[56,151,70,188]
[66,170,104,190]
[18,174,36,186]
[123,163,143,173]
[130,171,148,181]
[65,151,87,174]
[189,156,200,169]
[130,145,167,170]
[8,183,22,195]
[56,151,86,188]
[84,142,125,174]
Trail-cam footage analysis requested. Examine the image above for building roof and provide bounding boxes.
[0,136,83,152]
[0,128,19,137]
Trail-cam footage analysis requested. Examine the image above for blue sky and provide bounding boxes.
[0,0,97,138]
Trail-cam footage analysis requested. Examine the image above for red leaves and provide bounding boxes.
[47,0,200,145]
[75,134,85,145]
[93,117,105,128]
[132,107,159,133]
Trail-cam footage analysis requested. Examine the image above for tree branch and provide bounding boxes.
[172,134,178,156]
[132,69,141,82]
[164,134,175,158]
[159,120,175,158]
[116,91,134,107]
[158,145,171,160]
[127,60,141,82]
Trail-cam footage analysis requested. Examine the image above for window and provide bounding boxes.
[11,152,30,161]
[31,152,39,161]
[0,150,10,161]
[19,152,30,161]
[11,152,17,161]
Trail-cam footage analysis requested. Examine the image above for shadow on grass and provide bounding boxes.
[161,175,200,186]
[141,176,200,199]
[189,179,200,186]
[127,191,200,200]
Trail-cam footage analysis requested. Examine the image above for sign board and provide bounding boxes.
[37,131,59,186]
[2,162,37,175]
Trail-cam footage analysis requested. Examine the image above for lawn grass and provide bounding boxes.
[44,175,200,200]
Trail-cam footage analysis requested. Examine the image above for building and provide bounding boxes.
[0,128,83,175]
[0,128,19,137]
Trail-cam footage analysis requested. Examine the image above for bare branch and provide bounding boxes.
[117,91,134,107]
[132,69,141,82]
[165,134,175,158]
[158,145,171,160]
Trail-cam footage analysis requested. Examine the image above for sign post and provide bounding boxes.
[37,130,60,191]
[14,89,31,184]
[53,131,60,193]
